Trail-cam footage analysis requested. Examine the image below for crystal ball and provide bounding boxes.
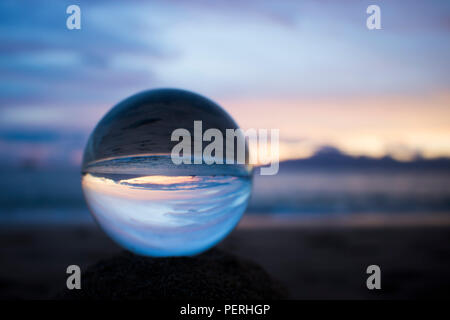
[81,89,253,256]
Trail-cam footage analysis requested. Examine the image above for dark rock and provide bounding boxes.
[59,248,288,300]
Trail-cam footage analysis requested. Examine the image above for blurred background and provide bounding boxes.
[0,0,450,299]
[0,0,449,222]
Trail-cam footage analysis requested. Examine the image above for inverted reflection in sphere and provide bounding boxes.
[82,89,252,256]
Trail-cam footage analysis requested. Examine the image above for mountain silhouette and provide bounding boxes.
[280,146,450,171]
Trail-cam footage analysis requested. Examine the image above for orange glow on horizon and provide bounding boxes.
[220,91,450,161]
[119,175,200,185]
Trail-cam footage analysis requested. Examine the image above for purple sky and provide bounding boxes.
[0,0,449,166]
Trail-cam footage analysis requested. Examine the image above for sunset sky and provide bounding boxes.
[0,0,449,165]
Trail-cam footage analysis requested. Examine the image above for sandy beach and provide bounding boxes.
[1,214,449,300]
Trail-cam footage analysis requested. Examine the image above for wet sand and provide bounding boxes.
[1,215,450,299]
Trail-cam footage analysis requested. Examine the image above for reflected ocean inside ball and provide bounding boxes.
[81,89,253,256]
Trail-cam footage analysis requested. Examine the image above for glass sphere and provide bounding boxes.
[81,89,253,256]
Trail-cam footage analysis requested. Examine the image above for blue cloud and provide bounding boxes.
[0,0,449,164]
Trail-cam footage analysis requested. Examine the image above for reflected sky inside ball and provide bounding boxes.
[82,89,253,256]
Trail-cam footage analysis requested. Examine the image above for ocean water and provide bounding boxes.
[81,156,252,256]
[1,166,450,224]
[251,169,450,215]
